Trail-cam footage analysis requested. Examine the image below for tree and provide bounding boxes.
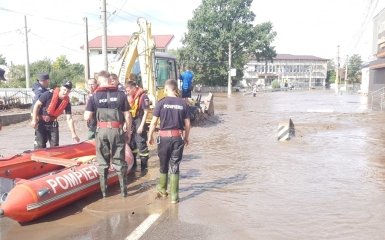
[253,22,277,80]
[326,60,336,85]
[2,56,84,88]
[347,54,362,83]
[181,0,275,86]
[52,55,70,70]
[0,54,7,66]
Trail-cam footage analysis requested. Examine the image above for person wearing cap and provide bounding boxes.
[84,70,132,198]
[32,73,50,106]
[147,79,191,204]
[31,80,80,149]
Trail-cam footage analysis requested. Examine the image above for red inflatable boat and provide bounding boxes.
[0,140,134,223]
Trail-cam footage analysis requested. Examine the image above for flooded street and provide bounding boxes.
[2,90,385,239]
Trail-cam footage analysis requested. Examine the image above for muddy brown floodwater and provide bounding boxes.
[2,90,385,239]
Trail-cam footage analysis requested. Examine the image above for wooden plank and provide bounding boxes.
[31,154,79,167]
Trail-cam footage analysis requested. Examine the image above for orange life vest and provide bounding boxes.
[128,88,145,118]
[46,88,70,118]
[93,85,118,93]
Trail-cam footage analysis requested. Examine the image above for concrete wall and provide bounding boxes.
[0,113,31,126]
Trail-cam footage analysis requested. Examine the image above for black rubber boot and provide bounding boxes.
[140,156,148,171]
[99,170,108,198]
[118,171,128,197]
[131,154,137,169]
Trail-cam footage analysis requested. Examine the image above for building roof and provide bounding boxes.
[87,35,174,49]
[274,54,328,61]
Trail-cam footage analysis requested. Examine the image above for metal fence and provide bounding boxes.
[0,88,88,109]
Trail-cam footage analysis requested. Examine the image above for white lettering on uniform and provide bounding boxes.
[99,99,107,103]
[110,97,117,102]
[163,104,183,110]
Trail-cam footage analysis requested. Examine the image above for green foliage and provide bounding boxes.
[271,79,280,89]
[347,54,362,83]
[180,0,276,86]
[0,54,7,66]
[326,60,336,84]
[1,55,84,88]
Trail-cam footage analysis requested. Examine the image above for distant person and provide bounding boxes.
[85,78,99,139]
[84,70,132,198]
[31,80,80,149]
[147,79,191,204]
[126,80,150,170]
[110,73,126,93]
[179,67,194,99]
[252,85,257,97]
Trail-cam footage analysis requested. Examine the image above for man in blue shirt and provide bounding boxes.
[179,67,194,99]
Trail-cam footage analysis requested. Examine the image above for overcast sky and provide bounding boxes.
[0,0,383,66]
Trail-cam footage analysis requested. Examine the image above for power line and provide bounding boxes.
[0,6,99,28]
[29,32,82,53]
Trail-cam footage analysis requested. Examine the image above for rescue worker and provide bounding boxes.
[110,73,126,92]
[31,73,51,147]
[126,80,150,170]
[179,66,194,99]
[32,73,50,107]
[85,78,99,139]
[84,70,132,198]
[147,79,191,204]
[31,80,80,149]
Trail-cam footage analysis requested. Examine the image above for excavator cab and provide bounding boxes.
[154,52,178,100]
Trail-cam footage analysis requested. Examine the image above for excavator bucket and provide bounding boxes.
[188,92,214,124]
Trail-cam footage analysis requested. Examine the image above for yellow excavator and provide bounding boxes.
[109,17,214,123]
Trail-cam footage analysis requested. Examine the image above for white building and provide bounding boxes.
[243,54,328,88]
[360,8,385,94]
[85,35,174,77]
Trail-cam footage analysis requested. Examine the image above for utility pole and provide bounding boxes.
[101,0,108,71]
[84,17,90,81]
[308,65,312,90]
[227,42,232,96]
[24,15,30,88]
[344,55,348,92]
[335,45,340,94]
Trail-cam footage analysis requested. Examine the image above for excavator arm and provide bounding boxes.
[109,18,156,103]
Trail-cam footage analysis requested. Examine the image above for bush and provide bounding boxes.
[271,80,280,89]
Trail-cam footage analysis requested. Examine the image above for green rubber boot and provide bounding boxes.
[99,171,108,198]
[118,170,128,197]
[156,173,168,198]
[170,174,179,204]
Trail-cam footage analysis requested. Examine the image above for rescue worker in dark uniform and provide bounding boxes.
[85,78,99,139]
[126,80,150,170]
[32,73,50,106]
[148,79,191,204]
[31,73,50,147]
[31,81,80,149]
[84,71,132,198]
